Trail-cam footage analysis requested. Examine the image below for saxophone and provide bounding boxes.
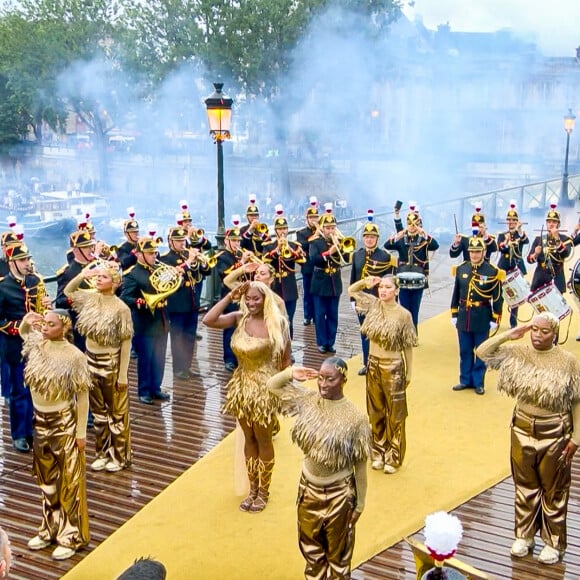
[34,277,49,314]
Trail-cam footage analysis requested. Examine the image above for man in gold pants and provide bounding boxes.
[476,313,580,565]
[267,358,370,579]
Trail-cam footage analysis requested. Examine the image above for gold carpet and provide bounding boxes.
[64,303,580,579]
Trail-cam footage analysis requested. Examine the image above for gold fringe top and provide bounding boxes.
[360,300,416,352]
[482,344,580,413]
[23,333,92,402]
[287,391,370,472]
[70,290,133,347]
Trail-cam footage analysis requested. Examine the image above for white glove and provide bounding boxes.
[489,321,498,330]
[350,302,357,313]
[451,318,457,327]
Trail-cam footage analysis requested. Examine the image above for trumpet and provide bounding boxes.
[188,228,206,244]
[241,249,263,265]
[141,261,182,312]
[253,223,269,235]
[95,241,118,259]
[186,248,217,269]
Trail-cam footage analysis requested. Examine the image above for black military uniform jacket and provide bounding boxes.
[159,249,210,313]
[296,226,317,276]
[309,237,347,297]
[262,240,306,302]
[0,258,9,278]
[216,249,244,299]
[0,272,43,363]
[384,233,439,285]
[116,240,138,271]
[526,234,573,293]
[55,260,93,309]
[240,224,271,257]
[451,260,505,333]
[449,235,497,261]
[497,230,529,273]
[350,247,396,291]
[120,263,168,336]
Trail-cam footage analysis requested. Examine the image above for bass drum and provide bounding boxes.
[570,259,580,300]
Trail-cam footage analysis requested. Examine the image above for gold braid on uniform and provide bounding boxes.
[484,344,580,413]
[71,291,133,346]
[361,300,416,352]
[22,334,92,401]
[290,392,370,471]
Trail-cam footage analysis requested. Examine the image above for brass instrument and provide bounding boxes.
[280,243,294,260]
[254,223,269,235]
[189,228,206,244]
[187,248,217,269]
[96,241,118,259]
[34,277,49,314]
[242,249,263,265]
[141,261,182,312]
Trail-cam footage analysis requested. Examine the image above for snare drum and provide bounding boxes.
[502,269,531,308]
[397,272,426,290]
[528,283,571,321]
[569,259,580,300]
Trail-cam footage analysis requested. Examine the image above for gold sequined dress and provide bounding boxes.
[223,324,281,426]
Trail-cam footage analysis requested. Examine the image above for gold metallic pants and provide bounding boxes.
[297,473,356,579]
[366,355,407,468]
[33,404,89,549]
[87,349,131,467]
[511,407,572,550]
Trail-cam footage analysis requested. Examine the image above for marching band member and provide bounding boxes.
[309,208,352,354]
[0,217,21,277]
[240,196,271,258]
[451,237,505,396]
[350,215,396,375]
[64,262,134,473]
[526,204,572,294]
[450,204,498,262]
[177,201,212,253]
[497,202,529,328]
[296,197,320,326]
[120,237,172,405]
[262,206,306,338]
[116,208,140,272]
[215,226,245,373]
[0,242,52,452]
[56,230,96,353]
[20,309,91,561]
[384,206,439,332]
[159,226,211,380]
[348,275,415,473]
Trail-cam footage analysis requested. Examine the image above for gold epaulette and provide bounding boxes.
[496,267,506,282]
[451,265,457,276]
[390,255,398,268]
[55,264,68,277]
[159,250,171,258]
[124,264,137,275]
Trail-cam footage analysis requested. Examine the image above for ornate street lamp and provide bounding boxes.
[205,82,233,248]
[561,108,576,203]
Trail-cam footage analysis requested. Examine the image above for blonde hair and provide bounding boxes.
[534,312,560,333]
[240,281,289,359]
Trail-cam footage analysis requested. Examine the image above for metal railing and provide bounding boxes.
[200,174,580,307]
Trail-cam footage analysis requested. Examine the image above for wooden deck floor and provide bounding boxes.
[1,265,580,579]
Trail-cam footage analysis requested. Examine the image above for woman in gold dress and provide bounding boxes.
[64,262,134,472]
[20,309,92,561]
[203,280,291,512]
[348,274,416,473]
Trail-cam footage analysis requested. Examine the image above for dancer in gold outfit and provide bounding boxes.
[348,275,416,474]
[203,281,291,512]
[65,262,134,472]
[20,309,92,561]
[476,313,580,565]
[267,358,370,579]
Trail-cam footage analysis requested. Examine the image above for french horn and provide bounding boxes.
[141,261,182,311]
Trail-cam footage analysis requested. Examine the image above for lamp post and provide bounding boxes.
[561,108,576,204]
[205,82,233,248]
